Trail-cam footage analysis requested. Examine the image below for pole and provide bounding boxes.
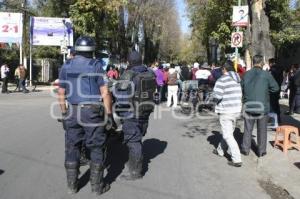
[234,0,242,72]
[19,42,23,65]
[29,17,32,86]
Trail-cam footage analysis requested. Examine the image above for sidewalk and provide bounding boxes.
[242,98,300,198]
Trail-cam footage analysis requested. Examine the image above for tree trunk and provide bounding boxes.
[248,0,275,64]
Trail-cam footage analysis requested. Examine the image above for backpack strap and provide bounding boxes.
[88,59,97,66]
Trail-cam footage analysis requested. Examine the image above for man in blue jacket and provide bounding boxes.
[58,36,112,195]
[114,51,156,180]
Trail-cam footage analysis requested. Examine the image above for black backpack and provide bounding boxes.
[115,67,156,117]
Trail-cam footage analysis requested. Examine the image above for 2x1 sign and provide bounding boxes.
[0,12,23,43]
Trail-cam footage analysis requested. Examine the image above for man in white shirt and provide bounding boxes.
[1,64,10,93]
[195,63,211,85]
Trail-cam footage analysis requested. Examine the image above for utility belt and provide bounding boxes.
[71,104,101,108]
[70,103,105,117]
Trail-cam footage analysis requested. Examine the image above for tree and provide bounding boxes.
[69,0,127,54]
[187,0,300,65]
[265,0,300,49]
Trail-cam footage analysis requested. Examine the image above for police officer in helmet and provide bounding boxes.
[58,36,112,195]
[115,51,156,180]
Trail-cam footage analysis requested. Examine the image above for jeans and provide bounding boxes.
[217,113,241,163]
[270,92,281,122]
[242,113,268,156]
[167,85,178,107]
[19,79,27,92]
[157,85,163,103]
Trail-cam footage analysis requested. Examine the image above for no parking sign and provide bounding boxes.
[231,32,243,48]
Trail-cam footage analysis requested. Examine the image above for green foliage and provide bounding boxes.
[266,0,300,47]
[187,0,300,60]
[33,46,60,59]
[69,0,127,39]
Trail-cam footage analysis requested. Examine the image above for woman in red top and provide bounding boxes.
[107,65,119,79]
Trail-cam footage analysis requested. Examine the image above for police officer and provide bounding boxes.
[115,51,156,181]
[58,36,112,195]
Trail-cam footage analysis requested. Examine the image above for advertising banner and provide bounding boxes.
[0,12,23,43]
[232,6,249,27]
[31,17,73,46]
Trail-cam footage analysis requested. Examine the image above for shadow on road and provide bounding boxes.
[0,169,4,175]
[294,162,300,170]
[207,128,257,152]
[182,125,208,138]
[142,138,168,175]
[207,131,222,148]
[104,135,128,184]
[280,104,300,128]
[104,136,167,184]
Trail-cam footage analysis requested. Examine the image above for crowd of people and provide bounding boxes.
[114,56,296,168]
[104,56,300,120]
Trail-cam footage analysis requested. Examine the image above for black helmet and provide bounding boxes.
[127,51,142,67]
[75,36,96,52]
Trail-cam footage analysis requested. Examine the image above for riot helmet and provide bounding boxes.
[127,51,142,69]
[75,36,96,52]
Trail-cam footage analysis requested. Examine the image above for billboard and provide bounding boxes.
[232,6,249,27]
[31,17,74,46]
[0,12,23,43]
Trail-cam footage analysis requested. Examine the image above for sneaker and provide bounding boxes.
[228,161,242,167]
[212,149,224,157]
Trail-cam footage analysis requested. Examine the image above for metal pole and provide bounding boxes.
[234,0,242,71]
[29,17,32,86]
[63,19,66,63]
[19,42,23,65]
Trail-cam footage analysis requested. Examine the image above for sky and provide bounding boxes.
[289,0,299,9]
[175,0,191,34]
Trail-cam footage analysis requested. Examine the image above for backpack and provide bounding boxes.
[115,68,156,117]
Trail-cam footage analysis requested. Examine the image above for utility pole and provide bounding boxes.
[21,0,27,68]
[234,0,242,71]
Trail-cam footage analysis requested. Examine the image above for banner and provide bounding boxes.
[31,17,74,46]
[0,12,23,43]
[232,6,249,27]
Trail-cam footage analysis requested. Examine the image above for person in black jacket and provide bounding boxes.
[286,64,299,115]
[290,64,300,114]
[269,58,283,123]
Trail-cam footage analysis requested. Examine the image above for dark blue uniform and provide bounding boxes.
[59,55,107,164]
[120,65,151,164]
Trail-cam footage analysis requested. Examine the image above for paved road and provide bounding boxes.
[0,91,272,199]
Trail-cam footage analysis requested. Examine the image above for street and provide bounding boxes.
[1,90,297,199]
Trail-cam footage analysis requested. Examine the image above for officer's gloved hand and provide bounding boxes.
[106,113,117,131]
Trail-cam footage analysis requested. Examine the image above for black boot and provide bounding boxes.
[90,163,110,195]
[120,155,143,181]
[65,162,79,194]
